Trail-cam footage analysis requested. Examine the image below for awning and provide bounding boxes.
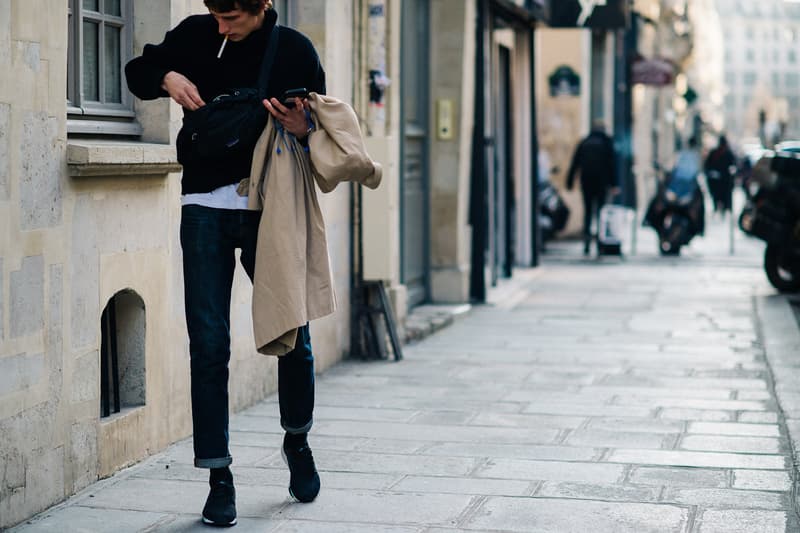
[549,0,629,29]
[490,0,548,27]
[631,56,675,87]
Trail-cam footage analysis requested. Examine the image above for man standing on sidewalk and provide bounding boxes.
[567,122,619,255]
[125,0,325,526]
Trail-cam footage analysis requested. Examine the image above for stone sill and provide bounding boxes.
[67,140,181,177]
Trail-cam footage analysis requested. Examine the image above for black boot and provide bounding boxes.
[202,467,237,527]
[282,433,320,503]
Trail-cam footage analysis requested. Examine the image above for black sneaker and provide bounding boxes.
[202,480,237,527]
[282,434,320,503]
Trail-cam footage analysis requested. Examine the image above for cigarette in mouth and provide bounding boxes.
[217,36,228,59]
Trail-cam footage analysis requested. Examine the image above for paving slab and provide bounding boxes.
[607,448,787,470]
[627,466,730,489]
[535,481,661,503]
[679,435,782,454]
[462,497,689,533]
[688,421,781,437]
[8,507,168,533]
[277,490,474,526]
[732,469,792,492]
[13,224,800,532]
[694,509,787,533]
[661,487,787,510]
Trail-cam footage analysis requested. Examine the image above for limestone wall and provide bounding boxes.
[428,1,476,302]
[0,1,354,528]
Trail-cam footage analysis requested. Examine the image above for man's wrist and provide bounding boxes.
[160,71,173,91]
[296,123,314,139]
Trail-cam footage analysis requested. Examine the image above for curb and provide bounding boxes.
[756,295,800,520]
[402,266,545,344]
[403,303,471,344]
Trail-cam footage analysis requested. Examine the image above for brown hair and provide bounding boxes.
[203,0,271,15]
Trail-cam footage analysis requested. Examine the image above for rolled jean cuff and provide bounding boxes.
[282,417,313,435]
[194,455,233,468]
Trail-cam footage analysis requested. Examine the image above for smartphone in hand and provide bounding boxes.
[281,88,308,109]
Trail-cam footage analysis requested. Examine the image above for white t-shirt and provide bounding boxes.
[181,183,250,210]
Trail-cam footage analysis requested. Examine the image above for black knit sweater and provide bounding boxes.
[125,9,326,194]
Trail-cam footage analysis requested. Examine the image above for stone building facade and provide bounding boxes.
[715,0,800,143]
[1,1,549,528]
[0,1,353,527]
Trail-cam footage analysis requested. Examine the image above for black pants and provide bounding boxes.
[180,205,315,469]
[582,190,604,246]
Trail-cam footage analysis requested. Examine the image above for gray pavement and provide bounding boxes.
[12,209,800,532]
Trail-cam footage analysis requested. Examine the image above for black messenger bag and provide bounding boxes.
[176,23,279,166]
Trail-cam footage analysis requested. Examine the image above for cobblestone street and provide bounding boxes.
[13,214,800,532]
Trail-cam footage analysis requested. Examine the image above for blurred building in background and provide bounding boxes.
[629,0,722,209]
[716,0,800,146]
[536,0,633,235]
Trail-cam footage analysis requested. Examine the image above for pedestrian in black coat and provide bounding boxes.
[567,123,619,255]
[704,135,736,214]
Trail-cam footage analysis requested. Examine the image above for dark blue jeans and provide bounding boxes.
[180,205,315,469]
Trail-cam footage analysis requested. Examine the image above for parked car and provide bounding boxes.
[739,148,800,292]
[745,141,800,193]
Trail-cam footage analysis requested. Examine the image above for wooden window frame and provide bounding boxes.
[67,0,141,136]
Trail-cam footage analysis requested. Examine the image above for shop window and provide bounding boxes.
[100,290,146,418]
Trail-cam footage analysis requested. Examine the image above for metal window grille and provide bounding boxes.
[100,296,121,418]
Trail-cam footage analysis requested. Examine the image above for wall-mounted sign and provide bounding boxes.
[631,56,675,87]
[548,65,581,97]
[550,0,628,29]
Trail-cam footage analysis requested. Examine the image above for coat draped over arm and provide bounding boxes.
[246,93,382,355]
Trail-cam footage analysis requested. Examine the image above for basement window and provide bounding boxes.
[100,289,146,418]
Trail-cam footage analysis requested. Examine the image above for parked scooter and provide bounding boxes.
[644,173,705,256]
[538,180,570,244]
[739,152,800,292]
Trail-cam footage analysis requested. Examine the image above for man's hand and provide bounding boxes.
[263,98,310,139]
[161,71,206,111]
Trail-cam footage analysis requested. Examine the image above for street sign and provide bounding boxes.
[549,0,629,29]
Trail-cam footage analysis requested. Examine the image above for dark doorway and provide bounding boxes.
[401,0,431,308]
[494,44,515,280]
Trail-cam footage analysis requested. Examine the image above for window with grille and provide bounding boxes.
[67,0,141,136]
[100,290,146,419]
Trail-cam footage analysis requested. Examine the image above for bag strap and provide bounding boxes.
[257,22,280,98]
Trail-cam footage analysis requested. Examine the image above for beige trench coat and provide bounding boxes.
[246,93,382,355]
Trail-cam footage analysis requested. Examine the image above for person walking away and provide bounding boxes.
[567,122,619,255]
[704,135,736,214]
[671,136,705,235]
[672,137,701,191]
[125,0,325,526]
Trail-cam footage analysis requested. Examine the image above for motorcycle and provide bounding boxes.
[538,181,570,245]
[644,174,705,256]
[739,152,800,292]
